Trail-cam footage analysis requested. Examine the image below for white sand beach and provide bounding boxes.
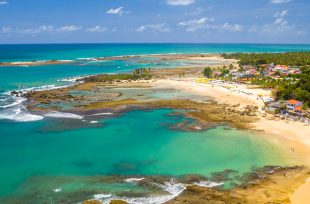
[153,78,310,203]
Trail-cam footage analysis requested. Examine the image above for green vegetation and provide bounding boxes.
[221,52,310,107]
[274,66,310,107]
[222,52,310,66]
[203,67,213,78]
[220,66,230,77]
[247,67,310,107]
[83,68,152,82]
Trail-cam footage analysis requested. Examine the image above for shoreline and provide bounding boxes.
[0,53,236,67]
[4,60,309,203]
[155,78,310,164]
[153,78,310,203]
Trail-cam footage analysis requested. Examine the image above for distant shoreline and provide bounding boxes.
[0,53,236,66]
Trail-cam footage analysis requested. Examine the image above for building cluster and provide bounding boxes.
[266,99,309,122]
[227,63,302,79]
[209,63,309,120]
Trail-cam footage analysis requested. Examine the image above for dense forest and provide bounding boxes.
[222,52,310,66]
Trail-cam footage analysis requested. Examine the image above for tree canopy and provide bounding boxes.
[222,52,310,66]
[203,67,213,78]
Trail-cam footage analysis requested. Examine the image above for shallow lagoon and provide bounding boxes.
[0,108,287,202]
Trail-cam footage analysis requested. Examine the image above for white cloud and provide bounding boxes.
[136,23,171,32]
[86,25,107,32]
[1,27,12,33]
[106,7,126,15]
[179,17,208,32]
[0,1,7,5]
[248,10,299,35]
[18,25,54,34]
[38,25,54,32]
[274,18,287,25]
[136,26,146,32]
[0,25,54,34]
[57,25,81,32]
[185,7,205,15]
[166,0,195,6]
[274,10,288,18]
[212,23,244,32]
[270,0,291,4]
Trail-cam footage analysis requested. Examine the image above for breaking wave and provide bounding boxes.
[91,179,186,204]
[44,112,84,120]
[0,78,82,122]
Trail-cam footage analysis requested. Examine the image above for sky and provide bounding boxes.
[0,0,309,44]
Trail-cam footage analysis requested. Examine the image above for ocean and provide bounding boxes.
[0,44,308,203]
[1,43,310,62]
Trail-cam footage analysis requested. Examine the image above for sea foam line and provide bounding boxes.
[0,75,85,122]
[44,112,84,120]
[0,107,44,122]
[193,181,224,188]
[91,179,186,204]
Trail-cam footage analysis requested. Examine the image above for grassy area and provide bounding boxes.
[83,68,152,83]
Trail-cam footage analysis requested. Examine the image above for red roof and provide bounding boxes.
[294,106,302,111]
[288,100,301,105]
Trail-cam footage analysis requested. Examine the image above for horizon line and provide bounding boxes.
[1,42,310,45]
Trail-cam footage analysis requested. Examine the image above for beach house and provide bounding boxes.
[286,100,303,111]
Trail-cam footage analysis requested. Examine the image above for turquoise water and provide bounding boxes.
[0,44,302,202]
[0,109,285,201]
[1,43,310,91]
[1,43,310,62]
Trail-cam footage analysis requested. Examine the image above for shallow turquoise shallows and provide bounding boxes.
[0,109,286,198]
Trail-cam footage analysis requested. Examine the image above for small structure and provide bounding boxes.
[262,97,275,103]
[286,100,303,111]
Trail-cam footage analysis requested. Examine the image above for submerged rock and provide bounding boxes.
[166,166,310,204]
[82,200,102,204]
[110,200,129,204]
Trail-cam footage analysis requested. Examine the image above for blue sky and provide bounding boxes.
[0,0,309,43]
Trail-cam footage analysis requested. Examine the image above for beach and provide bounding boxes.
[19,67,310,203]
[153,78,310,162]
[151,78,310,203]
[1,0,310,201]
[1,50,309,203]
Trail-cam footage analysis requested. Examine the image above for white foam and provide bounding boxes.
[44,112,83,120]
[52,187,62,193]
[90,120,99,124]
[93,194,112,199]
[124,178,145,183]
[88,112,114,116]
[99,179,186,204]
[193,181,224,188]
[6,83,80,96]
[5,85,57,95]
[58,60,73,63]
[0,74,87,123]
[0,107,44,122]
[58,76,84,83]
[77,57,98,61]
[0,97,26,108]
